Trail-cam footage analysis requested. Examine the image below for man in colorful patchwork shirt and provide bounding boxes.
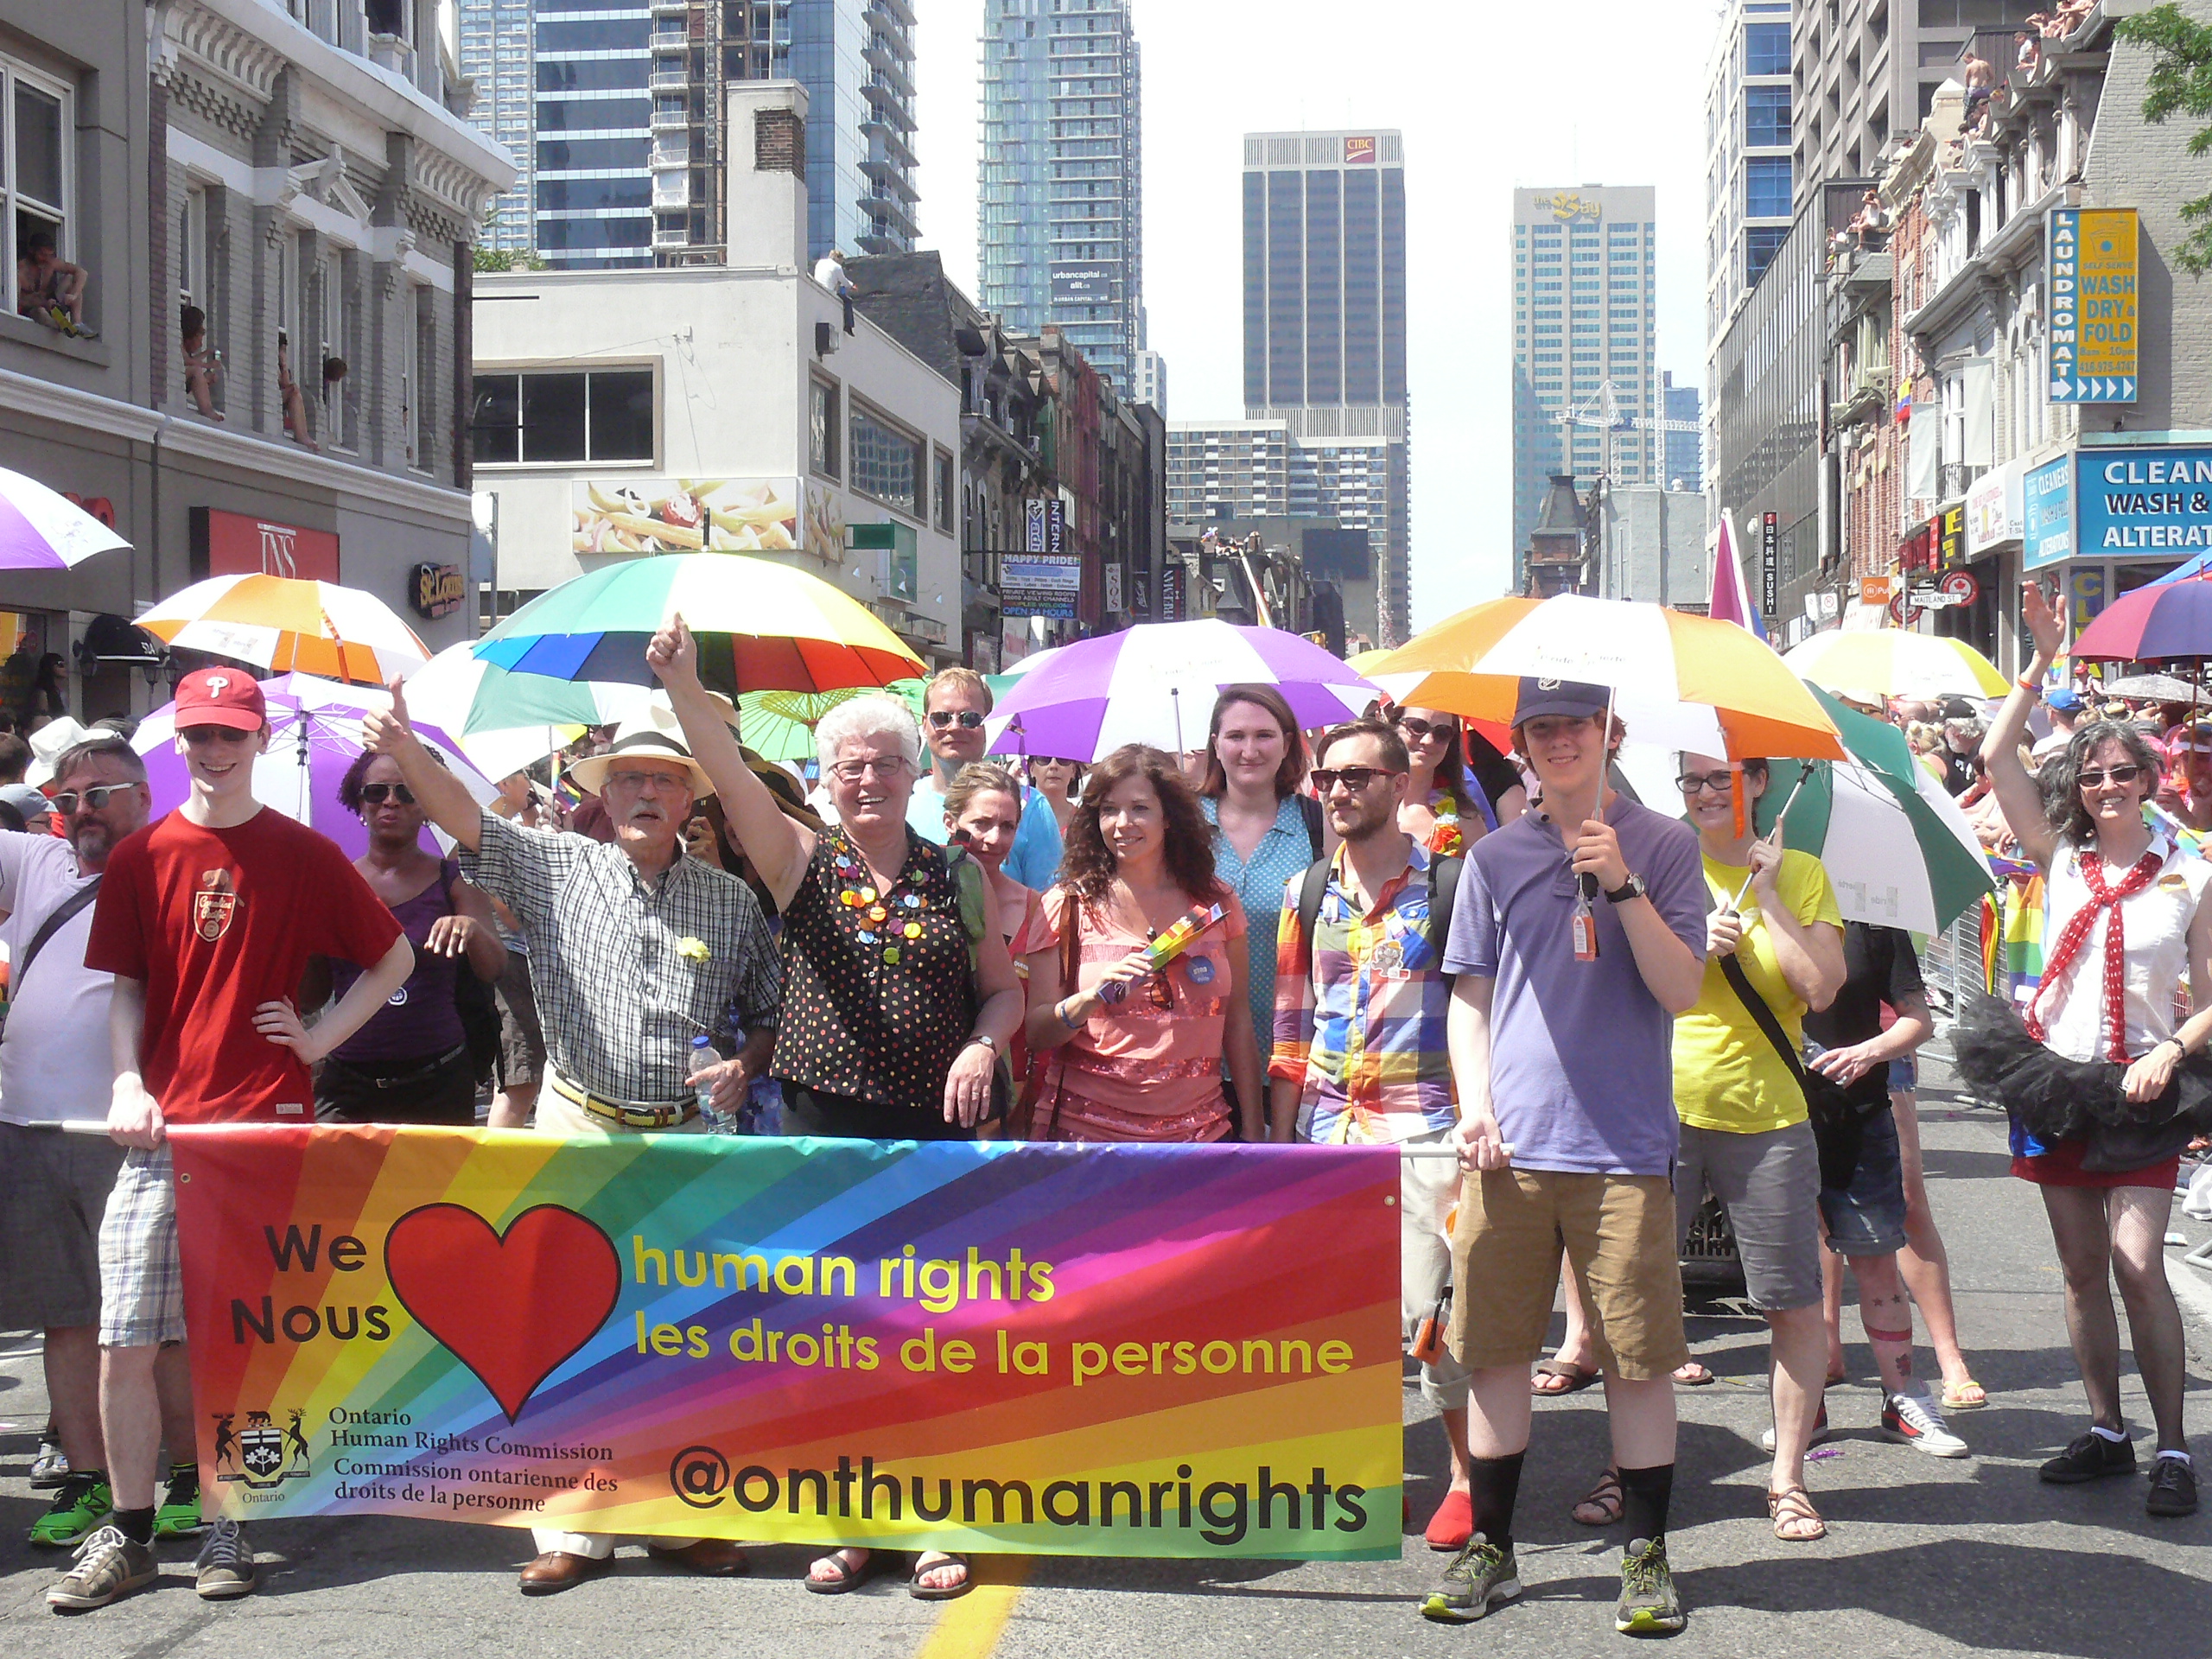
[1267,717,1469,1545]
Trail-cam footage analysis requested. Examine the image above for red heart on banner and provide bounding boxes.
[384,1204,620,1422]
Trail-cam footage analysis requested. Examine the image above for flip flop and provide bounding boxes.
[909,1552,972,1601]
[1531,1358,1602,1395]
[1673,1360,1715,1386]
[804,1548,878,1595]
[1942,1378,1989,1411]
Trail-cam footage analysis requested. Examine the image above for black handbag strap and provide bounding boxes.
[16,874,101,992]
[1714,949,1809,1091]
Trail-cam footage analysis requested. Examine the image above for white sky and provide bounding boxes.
[912,2,1723,628]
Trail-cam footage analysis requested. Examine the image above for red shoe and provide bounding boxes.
[1424,1489,1474,1551]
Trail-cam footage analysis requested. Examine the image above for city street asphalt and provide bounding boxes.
[3,1043,2209,1658]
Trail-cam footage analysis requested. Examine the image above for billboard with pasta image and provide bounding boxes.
[572,478,800,556]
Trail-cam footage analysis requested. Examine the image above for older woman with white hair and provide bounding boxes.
[651,619,1023,1599]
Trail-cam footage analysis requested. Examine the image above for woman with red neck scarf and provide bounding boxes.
[1959,582,2212,1521]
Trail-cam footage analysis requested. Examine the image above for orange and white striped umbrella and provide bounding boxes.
[1369,594,1847,761]
[136,575,430,685]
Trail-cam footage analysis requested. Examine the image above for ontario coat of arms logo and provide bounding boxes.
[213,1408,311,1491]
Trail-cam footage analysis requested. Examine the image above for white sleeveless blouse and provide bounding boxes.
[2031,833,2210,1063]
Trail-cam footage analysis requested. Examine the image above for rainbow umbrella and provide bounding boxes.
[136,575,429,684]
[2071,575,2212,662]
[474,554,925,696]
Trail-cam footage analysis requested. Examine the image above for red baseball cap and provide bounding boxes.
[175,667,267,733]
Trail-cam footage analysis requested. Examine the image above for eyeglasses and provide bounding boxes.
[1676,770,1737,798]
[830,756,911,782]
[357,783,416,806]
[1310,766,1404,794]
[926,709,986,730]
[51,785,133,814]
[602,769,692,795]
[179,725,257,746]
[1395,716,1458,742]
[2077,764,2146,790]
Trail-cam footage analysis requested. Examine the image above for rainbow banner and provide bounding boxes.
[169,1127,1402,1560]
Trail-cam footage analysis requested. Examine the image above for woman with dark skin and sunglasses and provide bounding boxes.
[1959,582,2209,1518]
[314,750,505,1123]
[1023,745,1266,1142]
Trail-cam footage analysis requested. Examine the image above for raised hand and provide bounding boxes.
[2021,579,2064,662]
[362,677,416,757]
[648,612,701,689]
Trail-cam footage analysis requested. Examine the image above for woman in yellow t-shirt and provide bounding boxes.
[1673,753,1844,1543]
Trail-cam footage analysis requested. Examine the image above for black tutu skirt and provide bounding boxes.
[1952,996,2212,1173]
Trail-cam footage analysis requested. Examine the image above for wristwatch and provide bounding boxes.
[966,1033,1000,1053]
[1605,873,1648,905]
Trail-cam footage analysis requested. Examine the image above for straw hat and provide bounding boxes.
[566,705,718,797]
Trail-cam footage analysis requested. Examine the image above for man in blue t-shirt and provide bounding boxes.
[1422,678,1707,1637]
[905,668,1062,888]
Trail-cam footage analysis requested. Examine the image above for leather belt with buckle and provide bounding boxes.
[551,1073,697,1130]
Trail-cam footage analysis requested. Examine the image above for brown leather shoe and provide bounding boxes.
[518,1549,615,1595]
[645,1538,751,1576]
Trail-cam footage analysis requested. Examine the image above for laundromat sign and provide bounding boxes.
[2074,445,2212,553]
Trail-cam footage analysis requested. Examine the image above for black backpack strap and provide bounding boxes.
[1714,950,1809,1090]
[1295,855,1331,971]
[1431,855,1462,977]
[1297,792,1325,860]
[17,874,101,988]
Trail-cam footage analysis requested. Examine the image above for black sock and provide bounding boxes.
[114,1505,156,1547]
[1465,1452,1526,1551]
[1616,1462,1675,1544]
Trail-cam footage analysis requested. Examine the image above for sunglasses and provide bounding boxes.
[358,782,416,805]
[51,785,133,814]
[1676,770,1737,797]
[2077,764,2146,790]
[1311,766,1403,793]
[927,709,986,729]
[1395,716,1459,742]
[179,724,257,745]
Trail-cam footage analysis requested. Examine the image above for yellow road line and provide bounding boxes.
[912,1558,1028,1659]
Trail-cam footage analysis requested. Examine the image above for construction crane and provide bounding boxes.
[1553,380,1701,482]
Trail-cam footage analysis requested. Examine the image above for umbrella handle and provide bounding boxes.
[1729,763,1815,911]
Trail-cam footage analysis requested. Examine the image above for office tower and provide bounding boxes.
[1662,371,1703,492]
[1134,348,1166,415]
[978,0,1143,391]
[531,0,914,270]
[1241,129,1410,643]
[458,0,536,252]
[1796,0,1983,189]
[1510,186,1659,580]
[1703,2,1794,351]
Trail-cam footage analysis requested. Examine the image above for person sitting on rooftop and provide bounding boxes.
[180,306,222,422]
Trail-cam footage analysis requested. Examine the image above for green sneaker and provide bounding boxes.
[1421,1532,1522,1624]
[156,1464,206,1538]
[1616,1535,1686,1636]
[29,1472,112,1548]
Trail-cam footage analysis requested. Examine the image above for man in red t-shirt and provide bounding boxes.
[48,669,410,1612]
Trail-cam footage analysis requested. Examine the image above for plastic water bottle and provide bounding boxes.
[690,1034,728,1132]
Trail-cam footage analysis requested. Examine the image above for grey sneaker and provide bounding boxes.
[193,1517,257,1600]
[1421,1531,1521,1623]
[30,1440,71,1489]
[46,1524,158,1611]
[1617,1535,1686,1636]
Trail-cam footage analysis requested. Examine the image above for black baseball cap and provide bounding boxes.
[1512,677,1611,727]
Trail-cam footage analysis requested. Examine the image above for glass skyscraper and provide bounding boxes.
[458,0,536,251]
[1240,129,1410,643]
[978,0,1142,391]
[529,0,914,270]
[1509,185,1660,584]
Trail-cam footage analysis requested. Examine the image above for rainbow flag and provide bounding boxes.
[170,1127,1402,1559]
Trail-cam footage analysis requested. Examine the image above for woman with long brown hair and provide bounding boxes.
[1022,745,1266,1142]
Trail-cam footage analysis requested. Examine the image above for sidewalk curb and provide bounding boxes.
[2166,1254,2212,1367]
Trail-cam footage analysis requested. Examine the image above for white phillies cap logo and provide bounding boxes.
[205,674,230,695]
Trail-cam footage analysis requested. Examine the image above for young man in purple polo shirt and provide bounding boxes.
[1423,678,1707,1637]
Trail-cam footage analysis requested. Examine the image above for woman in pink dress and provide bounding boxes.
[1021,745,1266,1142]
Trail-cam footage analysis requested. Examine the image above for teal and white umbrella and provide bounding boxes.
[1756,684,1994,935]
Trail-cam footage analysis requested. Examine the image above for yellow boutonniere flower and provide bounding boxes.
[676,937,712,963]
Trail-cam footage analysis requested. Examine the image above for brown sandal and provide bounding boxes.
[1572,1466,1623,1527]
[1766,1484,1827,1542]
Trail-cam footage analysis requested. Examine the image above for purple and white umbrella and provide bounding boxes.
[0,467,131,569]
[982,620,1378,761]
[133,673,496,859]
